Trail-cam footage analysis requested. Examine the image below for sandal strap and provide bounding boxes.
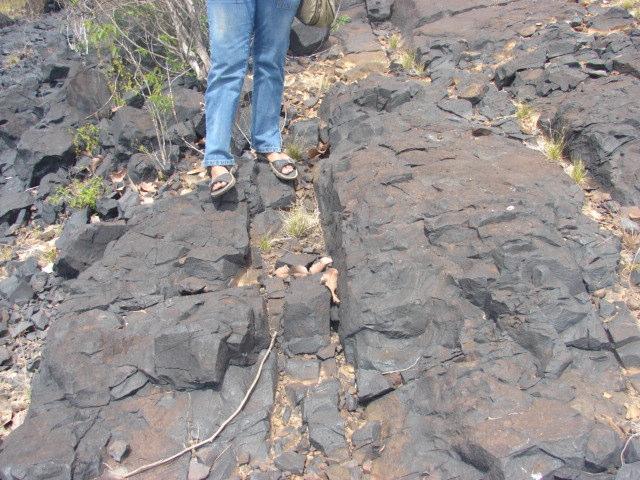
[210,172,233,191]
[270,158,296,173]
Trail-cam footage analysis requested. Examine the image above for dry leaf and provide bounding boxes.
[291,265,309,278]
[139,182,157,193]
[321,267,340,303]
[628,206,640,221]
[90,156,103,173]
[625,402,640,420]
[187,166,206,175]
[110,169,126,183]
[275,265,290,279]
[309,256,333,274]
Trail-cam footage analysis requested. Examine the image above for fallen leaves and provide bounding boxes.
[271,256,340,303]
[321,267,340,304]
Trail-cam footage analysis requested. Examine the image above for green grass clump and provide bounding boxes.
[281,203,320,240]
[331,15,351,32]
[399,49,426,75]
[284,143,304,162]
[0,0,44,17]
[0,246,13,262]
[73,124,101,156]
[619,0,640,18]
[49,177,107,211]
[40,247,57,264]
[542,134,565,162]
[257,235,274,253]
[388,33,402,50]
[570,158,587,185]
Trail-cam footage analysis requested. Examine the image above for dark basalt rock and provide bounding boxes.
[289,18,330,56]
[282,275,331,356]
[0,190,277,478]
[14,124,76,187]
[365,0,394,22]
[316,73,627,479]
[54,222,129,279]
[302,380,347,456]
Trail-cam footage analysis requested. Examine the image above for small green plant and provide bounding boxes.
[284,143,304,162]
[514,102,539,133]
[619,0,640,18]
[399,49,425,75]
[257,235,274,253]
[49,177,107,211]
[40,247,57,264]
[570,158,587,185]
[515,103,533,121]
[542,134,565,162]
[73,124,101,156]
[281,203,320,239]
[389,33,402,50]
[0,245,13,262]
[331,14,351,32]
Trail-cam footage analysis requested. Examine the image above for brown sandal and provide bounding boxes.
[209,165,237,198]
[256,153,298,181]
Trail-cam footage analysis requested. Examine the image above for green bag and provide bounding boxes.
[296,0,337,28]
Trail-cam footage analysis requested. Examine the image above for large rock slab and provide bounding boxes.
[0,186,278,479]
[316,74,627,479]
[544,76,640,205]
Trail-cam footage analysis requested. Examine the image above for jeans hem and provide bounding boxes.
[203,158,236,167]
[253,145,283,153]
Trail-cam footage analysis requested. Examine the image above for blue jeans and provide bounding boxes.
[204,0,301,167]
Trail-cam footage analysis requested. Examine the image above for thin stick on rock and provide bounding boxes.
[119,332,277,478]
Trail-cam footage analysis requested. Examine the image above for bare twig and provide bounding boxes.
[381,356,422,375]
[120,332,277,478]
[621,431,640,465]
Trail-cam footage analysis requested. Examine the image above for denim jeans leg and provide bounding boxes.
[251,0,301,153]
[204,0,255,167]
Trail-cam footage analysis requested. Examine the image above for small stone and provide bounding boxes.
[628,297,640,311]
[593,289,607,299]
[188,458,211,480]
[620,217,640,234]
[285,358,320,382]
[9,321,33,339]
[178,276,208,295]
[317,343,336,360]
[274,451,305,475]
[0,346,11,366]
[236,451,250,466]
[108,440,130,462]
[628,206,640,221]
[345,394,358,412]
[356,369,393,403]
[351,421,381,449]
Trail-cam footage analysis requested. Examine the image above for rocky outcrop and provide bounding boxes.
[316,72,628,479]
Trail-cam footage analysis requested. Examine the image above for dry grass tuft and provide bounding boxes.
[281,203,320,240]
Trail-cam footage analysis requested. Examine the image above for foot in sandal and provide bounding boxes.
[257,151,298,180]
[208,165,237,198]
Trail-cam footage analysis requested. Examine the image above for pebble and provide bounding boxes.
[107,440,130,462]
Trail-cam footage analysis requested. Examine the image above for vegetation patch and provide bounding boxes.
[570,158,587,185]
[541,133,565,162]
[284,143,304,162]
[49,177,107,211]
[331,14,351,32]
[514,102,539,133]
[619,0,640,18]
[73,124,101,156]
[281,203,320,240]
[399,49,426,75]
